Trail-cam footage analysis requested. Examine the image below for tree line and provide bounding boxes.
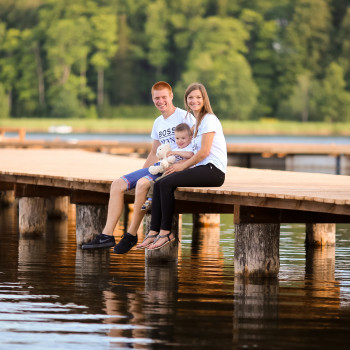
[1,0,350,122]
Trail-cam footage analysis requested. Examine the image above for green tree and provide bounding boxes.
[277,72,312,121]
[0,22,21,114]
[275,0,332,109]
[0,83,9,119]
[144,0,169,79]
[240,9,279,116]
[90,8,118,111]
[311,62,350,122]
[285,0,332,74]
[176,16,258,120]
[13,28,41,116]
[337,7,350,88]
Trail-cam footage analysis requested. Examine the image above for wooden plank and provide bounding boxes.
[174,200,234,214]
[234,205,350,224]
[15,183,70,198]
[0,181,14,191]
[176,191,350,216]
[70,190,109,205]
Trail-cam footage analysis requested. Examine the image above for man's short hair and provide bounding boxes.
[175,123,192,135]
[151,81,172,94]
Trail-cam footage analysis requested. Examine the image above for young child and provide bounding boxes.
[141,123,194,211]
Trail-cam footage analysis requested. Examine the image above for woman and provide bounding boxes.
[137,82,227,250]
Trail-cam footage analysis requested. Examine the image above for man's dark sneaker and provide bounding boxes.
[113,232,138,254]
[81,233,116,249]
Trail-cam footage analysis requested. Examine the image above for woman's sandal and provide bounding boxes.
[135,233,159,250]
[147,233,175,250]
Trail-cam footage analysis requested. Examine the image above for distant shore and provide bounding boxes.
[1,118,350,136]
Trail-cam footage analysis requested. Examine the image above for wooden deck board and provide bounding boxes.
[1,149,350,216]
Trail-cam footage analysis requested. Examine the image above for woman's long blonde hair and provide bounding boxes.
[184,83,214,137]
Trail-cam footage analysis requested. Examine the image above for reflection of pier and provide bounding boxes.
[233,244,340,349]
[1,149,350,277]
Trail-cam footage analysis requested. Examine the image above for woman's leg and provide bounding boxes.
[149,177,164,232]
[149,164,225,248]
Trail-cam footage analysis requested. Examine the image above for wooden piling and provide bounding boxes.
[305,223,336,246]
[234,223,280,277]
[76,204,108,246]
[46,196,69,220]
[144,213,179,262]
[193,213,220,228]
[18,197,46,234]
[0,190,15,207]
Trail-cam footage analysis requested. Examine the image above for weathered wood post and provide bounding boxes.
[305,223,336,246]
[144,213,179,262]
[18,197,46,235]
[46,196,69,220]
[234,223,280,277]
[76,204,108,246]
[0,190,15,207]
[192,213,220,228]
[234,205,280,277]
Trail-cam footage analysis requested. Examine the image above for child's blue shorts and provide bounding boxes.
[121,164,161,190]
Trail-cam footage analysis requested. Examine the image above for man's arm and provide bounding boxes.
[143,140,161,168]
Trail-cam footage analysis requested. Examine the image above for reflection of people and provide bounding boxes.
[139,82,227,250]
[82,81,195,254]
[141,123,194,212]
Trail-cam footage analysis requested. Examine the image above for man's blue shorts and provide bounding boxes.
[121,164,161,190]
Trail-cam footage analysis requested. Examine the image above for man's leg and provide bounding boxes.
[102,178,128,235]
[127,177,151,235]
[82,178,127,249]
[114,177,152,254]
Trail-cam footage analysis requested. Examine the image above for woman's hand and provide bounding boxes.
[164,162,185,175]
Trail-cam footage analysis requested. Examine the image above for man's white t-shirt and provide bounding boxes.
[192,113,227,173]
[151,108,195,150]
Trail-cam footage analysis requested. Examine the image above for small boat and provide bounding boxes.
[48,125,73,134]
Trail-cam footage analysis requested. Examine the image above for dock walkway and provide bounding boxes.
[1,149,350,276]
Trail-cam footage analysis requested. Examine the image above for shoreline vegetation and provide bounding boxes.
[1,117,350,136]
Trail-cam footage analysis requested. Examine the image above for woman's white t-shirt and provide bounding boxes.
[151,108,195,151]
[192,113,227,173]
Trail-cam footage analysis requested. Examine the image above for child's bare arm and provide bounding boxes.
[167,151,194,159]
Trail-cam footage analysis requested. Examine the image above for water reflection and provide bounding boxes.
[1,206,350,349]
[233,277,279,348]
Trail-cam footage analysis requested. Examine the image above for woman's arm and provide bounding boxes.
[164,132,214,175]
[143,140,161,168]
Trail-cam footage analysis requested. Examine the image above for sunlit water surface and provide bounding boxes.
[1,205,350,350]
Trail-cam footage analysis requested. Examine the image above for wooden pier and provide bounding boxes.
[1,137,350,174]
[1,148,350,277]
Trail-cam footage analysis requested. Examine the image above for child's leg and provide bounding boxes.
[141,173,166,211]
[147,181,154,199]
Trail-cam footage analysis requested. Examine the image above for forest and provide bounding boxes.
[1,0,350,122]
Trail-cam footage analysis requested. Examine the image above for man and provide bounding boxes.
[82,81,195,254]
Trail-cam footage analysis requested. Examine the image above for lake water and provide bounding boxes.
[1,204,350,350]
[18,132,350,144]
